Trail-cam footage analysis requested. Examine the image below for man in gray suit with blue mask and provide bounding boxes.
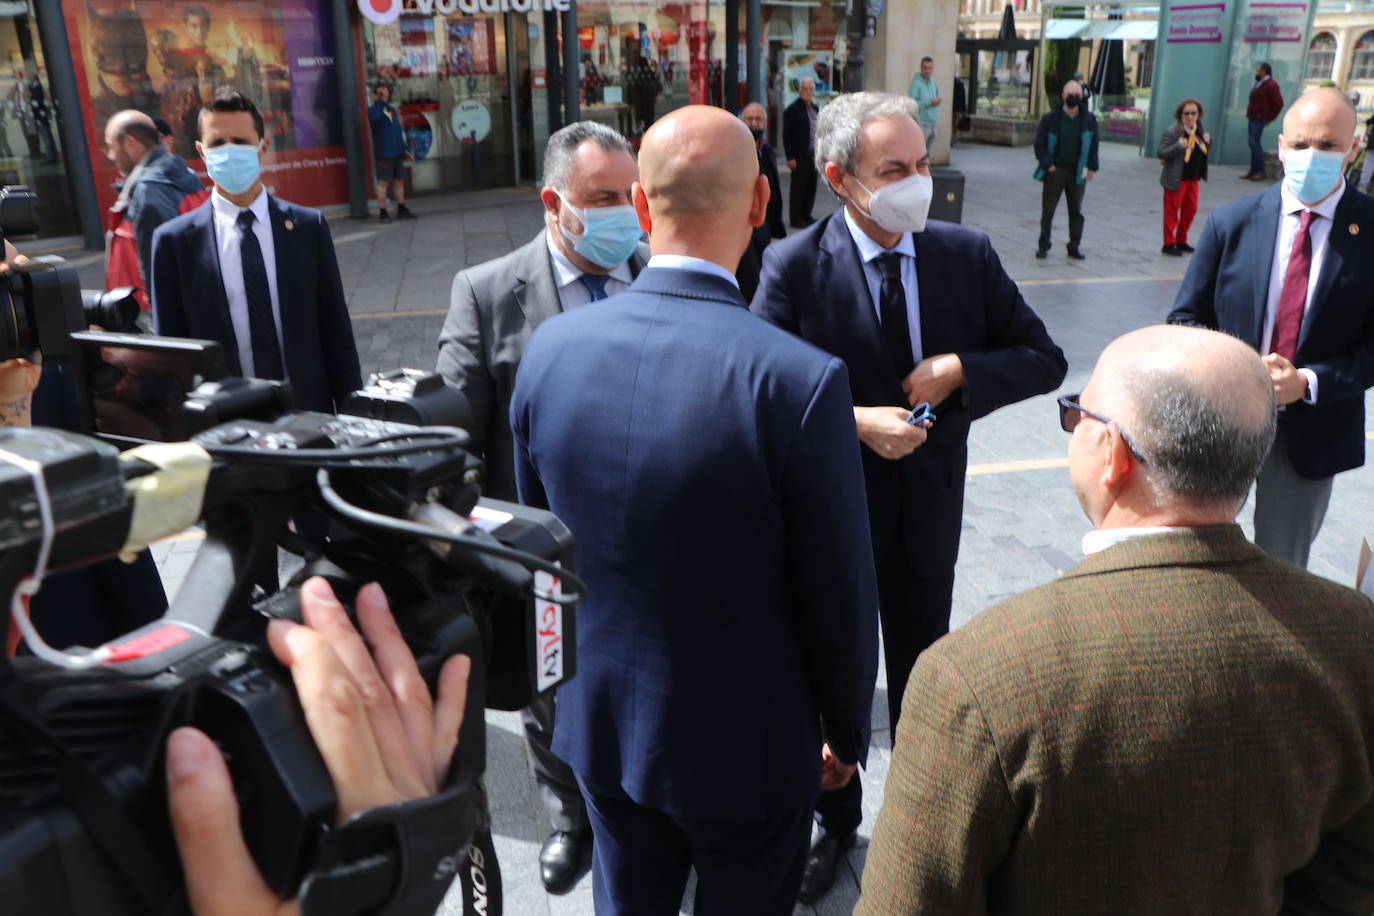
[437,119,648,895]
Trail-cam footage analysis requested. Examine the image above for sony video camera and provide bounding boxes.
[0,219,580,914]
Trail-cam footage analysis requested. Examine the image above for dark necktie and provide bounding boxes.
[579,273,609,302]
[236,209,284,380]
[876,253,914,379]
[1272,209,1316,362]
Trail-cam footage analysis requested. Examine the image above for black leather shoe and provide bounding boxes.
[797,831,856,904]
[1067,247,1086,260]
[1035,246,1049,259]
[397,204,417,220]
[1161,244,1181,256]
[1177,242,1195,253]
[539,829,591,895]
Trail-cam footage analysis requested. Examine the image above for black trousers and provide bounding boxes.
[814,534,954,837]
[520,690,590,833]
[1038,167,1086,250]
[789,160,818,227]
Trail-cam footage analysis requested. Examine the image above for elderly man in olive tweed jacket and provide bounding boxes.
[857,324,1374,915]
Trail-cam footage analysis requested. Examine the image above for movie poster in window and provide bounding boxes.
[67,1,346,215]
[447,20,497,76]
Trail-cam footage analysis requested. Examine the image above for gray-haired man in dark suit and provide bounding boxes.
[436,120,648,894]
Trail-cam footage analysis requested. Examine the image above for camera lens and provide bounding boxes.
[0,274,34,363]
[81,287,141,334]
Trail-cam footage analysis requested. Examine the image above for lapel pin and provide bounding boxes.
[1350,222,1360,236]
[284,219,295,231]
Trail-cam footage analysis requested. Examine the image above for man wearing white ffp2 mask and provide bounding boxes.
[1169,86,1374,569]
[750,91,1067,906]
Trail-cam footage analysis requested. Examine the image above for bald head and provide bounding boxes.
[1089,325,1275,512]
[104,110,159,175]
[639,105,759,217]
[1281,85,1357,142]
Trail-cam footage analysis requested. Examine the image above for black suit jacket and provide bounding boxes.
[753,142,787,253]
[752,213,1067,571]
[783,98,817,165]
[1168,183,1374,480]
[150,194,362,413]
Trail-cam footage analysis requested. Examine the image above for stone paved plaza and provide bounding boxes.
[50,138,1374,914]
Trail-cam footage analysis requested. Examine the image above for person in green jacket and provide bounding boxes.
[907,57,941,149]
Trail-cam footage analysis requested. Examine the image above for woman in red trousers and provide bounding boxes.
[1158,98,1210,256]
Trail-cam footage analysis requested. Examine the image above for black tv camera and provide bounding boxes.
[0,216,582,914]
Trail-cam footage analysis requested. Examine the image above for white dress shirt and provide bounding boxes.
[645,253,740,288]
[210,187,285,379]
[545,231,634,309]
[1262,180,1345,404]
[1082,525,1187,557]
[844,207,923,363]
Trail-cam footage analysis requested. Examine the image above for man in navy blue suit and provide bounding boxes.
[150,87,361,414]
[1169,87,1374,568]
[510,105,879,914]
[752,91,1067,903]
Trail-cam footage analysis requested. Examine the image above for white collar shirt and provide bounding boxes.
[1081,526,1189,557]
[645,253,740,289]
[1263,179,1344,404]
[545,230,634,309]
[210,187,285,379]
[844,206,923,363]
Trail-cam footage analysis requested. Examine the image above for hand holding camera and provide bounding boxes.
[168,577,471,916]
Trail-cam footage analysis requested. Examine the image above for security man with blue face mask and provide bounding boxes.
[1170,86,1374,569]
[436,119,647,897]
[149,86,361,415]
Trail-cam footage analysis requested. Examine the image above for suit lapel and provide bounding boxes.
[194,201,238,371]
[1302,184,1359,351]
[513,229,563,328]
[912,229,944,359]
[265,195,301,363]
[1246,188,1282,347]
[819,213,896,391]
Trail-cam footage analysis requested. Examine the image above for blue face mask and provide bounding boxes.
[555,191,642,269]
[203,143,262,195]
[1283,147,1347,204]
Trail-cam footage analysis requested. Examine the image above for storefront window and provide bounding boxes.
[0,4,75,238]
[763,1,847,141]
[364,10,538,191]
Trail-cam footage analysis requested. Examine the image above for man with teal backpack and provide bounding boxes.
[1034,79,1100,260]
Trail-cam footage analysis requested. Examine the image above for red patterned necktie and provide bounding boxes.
[1271,209,1316,362]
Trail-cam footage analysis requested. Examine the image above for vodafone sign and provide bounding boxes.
[359,0,402,24]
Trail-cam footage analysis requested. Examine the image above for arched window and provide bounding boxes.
[1353,31,1374,81]
[1307,32,1337,80]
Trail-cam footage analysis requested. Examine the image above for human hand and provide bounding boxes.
[1202,132,1211,144]
[1085,170,1096,181]
[1047,165,1056,172]
[1262,352,1307,405]
[931,97,941,106]
[1178,136,1189,147]
[820,742,857,791]
[167,577,471,916]
[854,406,928,460]
[0,242,37,426]
[901,353,965,409]
[787,158,797,170]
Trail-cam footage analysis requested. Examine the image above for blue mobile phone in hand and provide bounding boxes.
[906,402,936,426]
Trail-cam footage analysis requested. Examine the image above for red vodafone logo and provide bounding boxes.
[359,0,401,24]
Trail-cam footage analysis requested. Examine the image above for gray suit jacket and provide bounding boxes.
[436,229,649,501]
